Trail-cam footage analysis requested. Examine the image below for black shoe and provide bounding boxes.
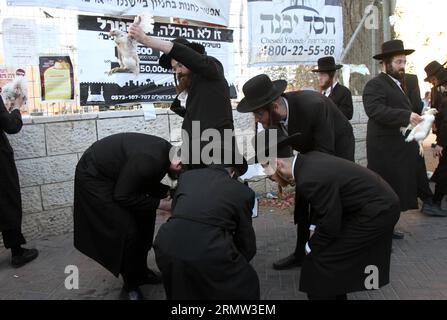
[140,268,163,285]
[272,253,302,270]
[120,286,144,300]
[392,230,405,239]
[422,202,447,217]
[11,248,38,268]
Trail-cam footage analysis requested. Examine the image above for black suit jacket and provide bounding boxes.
[294,151,400,295]
[170,166,256,261]
[154,166,258,299]
[294,151,399,253]
[329,83,353,120]
[363,72,419,211]
[284,90,355,161]
[87,132,172,212]
[0,96,23,231]
[73,132,173,275]
[433,91,447,147]
[282,90,355,236]
[404,74,423,114]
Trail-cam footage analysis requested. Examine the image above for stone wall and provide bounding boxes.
[4,98,367,243]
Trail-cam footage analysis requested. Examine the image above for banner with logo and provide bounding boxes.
[78,15,235,106]
[248,0,344,66]
[8,0,230,26]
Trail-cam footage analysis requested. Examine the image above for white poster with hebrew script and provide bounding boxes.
[248,0,343,66]
[78,15,236,106]
[8,0,230,26]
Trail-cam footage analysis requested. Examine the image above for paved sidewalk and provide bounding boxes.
[0,204,446,300]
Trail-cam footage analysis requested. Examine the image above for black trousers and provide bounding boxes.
[1,228,26,249]
[432,153,447,201]
[120,211,157,289]
[293,194,310,260]
[417,155,434,201]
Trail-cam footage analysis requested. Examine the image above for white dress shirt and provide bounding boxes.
[280,96,290,129]
[323,81,338,97]
[385,73,405,93]
[177,91,188,108]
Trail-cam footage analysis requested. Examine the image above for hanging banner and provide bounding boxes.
[39,56,75,101]
[78,15,235,106]
[8,0,230,26]
[248,0,344,66]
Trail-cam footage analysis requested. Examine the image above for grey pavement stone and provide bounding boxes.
[0,205,447,300]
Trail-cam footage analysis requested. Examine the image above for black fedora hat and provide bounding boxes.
[312,56,342,73]
[237,74,287,113]
[248,127,300,164]
[424,61,444,82]
[373,39,415,60]
[159,37,206,69]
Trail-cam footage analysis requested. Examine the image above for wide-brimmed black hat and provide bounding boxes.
[435,68,447,87]
[373,39,415,60]
[159,37,206,70]
[312,56,342,73]
[237,74,287,113]
[424,61,444,82]
[248,127,300,164]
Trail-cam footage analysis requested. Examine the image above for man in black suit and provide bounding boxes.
[424,60,445,113]
[154,144,259,300]
[129,25,234,168]
[424,64,447,216]
[363,40,442,236]
[0,96,38,268]
[255,128,400,300]
[73,133,183,300]
[403,73,436,212]
[237,74,355,270]
[312,56,353,120]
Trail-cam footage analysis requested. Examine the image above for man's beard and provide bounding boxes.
[386,63,405,81]
[175,73,192,94]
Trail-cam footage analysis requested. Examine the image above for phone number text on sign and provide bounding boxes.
[260,45,336,57]
[111,94,153,100]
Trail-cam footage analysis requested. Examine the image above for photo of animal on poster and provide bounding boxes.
[78,15,237,106]
[0,67,28,112]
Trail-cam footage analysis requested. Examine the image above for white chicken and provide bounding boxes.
[401,108,438,156]
[1,76,28,111]
[108,15,154,76]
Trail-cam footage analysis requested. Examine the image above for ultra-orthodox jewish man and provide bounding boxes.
[255,128,400,300]
[153,139,259,300]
